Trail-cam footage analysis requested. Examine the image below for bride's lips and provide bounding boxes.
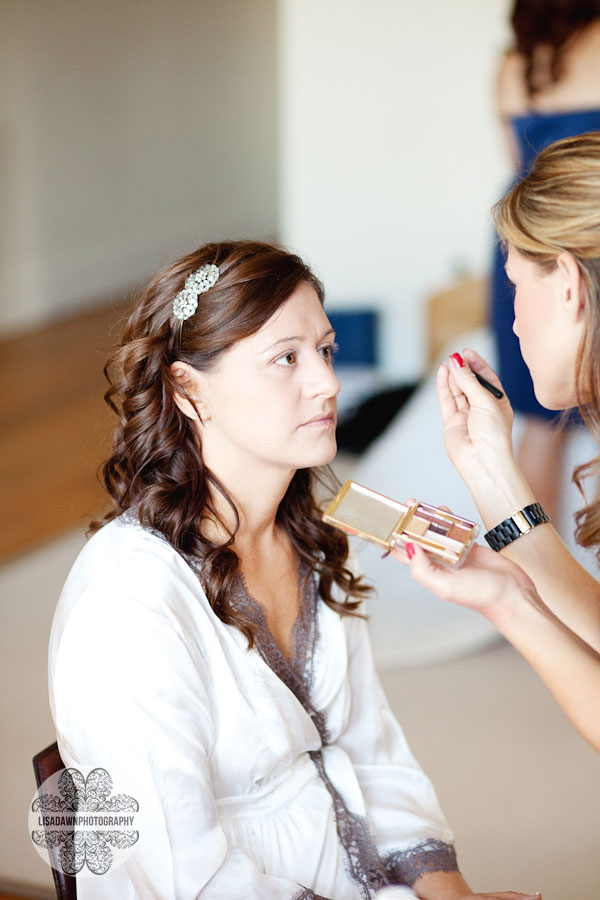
[300,412,336,428]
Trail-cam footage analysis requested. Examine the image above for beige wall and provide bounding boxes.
[0,0,278,334]
[278,0,513,379]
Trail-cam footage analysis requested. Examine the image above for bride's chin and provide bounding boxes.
[319,443,339,467]
[299,444,338,470]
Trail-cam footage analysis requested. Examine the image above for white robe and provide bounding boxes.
[48,517,456,899]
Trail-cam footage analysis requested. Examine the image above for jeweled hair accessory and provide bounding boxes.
[172,263,220,321]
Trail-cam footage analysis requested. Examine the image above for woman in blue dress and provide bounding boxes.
[491,0,600,521]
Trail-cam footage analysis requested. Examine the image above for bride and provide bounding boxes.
[49,240,538,900]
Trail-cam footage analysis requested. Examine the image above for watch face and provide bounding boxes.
[485,503,549,551]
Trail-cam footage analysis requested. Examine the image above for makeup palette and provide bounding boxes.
[322,480,480,568]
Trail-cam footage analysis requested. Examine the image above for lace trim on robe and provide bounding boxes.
[292,888,329,900]
[383,839,459,888]
[228,563,459,898]
[227,563,389,900]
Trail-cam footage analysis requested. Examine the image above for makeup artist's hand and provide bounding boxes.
[391,539,538,621]
[457,894,541,900]
[438,349,515,481]
[458,894,541,900]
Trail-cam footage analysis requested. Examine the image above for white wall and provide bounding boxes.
[0,0,278,334]
[278,0,513,379]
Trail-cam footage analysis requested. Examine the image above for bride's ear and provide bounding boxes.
[169,362,210,422]
[556,252,586,323]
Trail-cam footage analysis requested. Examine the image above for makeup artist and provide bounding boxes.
[397,131,600,752]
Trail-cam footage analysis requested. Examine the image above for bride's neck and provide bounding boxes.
[201,465,296,553]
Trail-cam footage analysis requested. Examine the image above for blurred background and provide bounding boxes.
[1,1,599,898]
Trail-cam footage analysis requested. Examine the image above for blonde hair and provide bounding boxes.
[494,131,600,555]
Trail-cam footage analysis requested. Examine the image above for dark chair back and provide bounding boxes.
[32,741,77,900]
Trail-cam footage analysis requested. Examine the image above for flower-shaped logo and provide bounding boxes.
[30,766,139,876]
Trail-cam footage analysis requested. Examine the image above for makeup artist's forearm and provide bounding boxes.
[491,584,600,751]
[460,460,600,650]
[502,526,600,651]
[457,452,536,526]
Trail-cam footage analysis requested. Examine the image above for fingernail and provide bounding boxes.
[450,352,464,369]
[381,549,391,559]
[406,542,416,560]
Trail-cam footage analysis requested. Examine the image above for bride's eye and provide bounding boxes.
[319,342,339,363]
[274,351,297,366]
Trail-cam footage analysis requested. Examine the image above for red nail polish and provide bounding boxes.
[406,543,415,560]
[450,352,464,368]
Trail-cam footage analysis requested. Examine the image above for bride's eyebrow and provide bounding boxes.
[263,335,304,351]
[261,328,335,354]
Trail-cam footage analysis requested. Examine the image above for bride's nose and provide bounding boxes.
[305,352,341,398]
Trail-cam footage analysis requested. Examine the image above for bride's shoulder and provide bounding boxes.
[59,515,206,618]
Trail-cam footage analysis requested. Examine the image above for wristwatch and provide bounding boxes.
[484,502,550,551]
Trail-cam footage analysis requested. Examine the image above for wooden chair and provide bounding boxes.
[32,742,77,900]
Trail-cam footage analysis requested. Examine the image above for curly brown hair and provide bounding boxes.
[493,132,600,557]
[93,240,368,646]
[511,0,600,95]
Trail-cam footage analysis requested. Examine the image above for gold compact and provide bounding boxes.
[322,480,479,569]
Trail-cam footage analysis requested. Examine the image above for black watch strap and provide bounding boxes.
[484,502,550,551]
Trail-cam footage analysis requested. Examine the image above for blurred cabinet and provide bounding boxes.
[426,275,487,365]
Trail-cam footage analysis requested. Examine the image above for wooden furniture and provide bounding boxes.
[0,298,130,563]
[32,743,77,900]
[426,274,486,365]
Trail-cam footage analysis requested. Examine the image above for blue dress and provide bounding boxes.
[490,108,600,419]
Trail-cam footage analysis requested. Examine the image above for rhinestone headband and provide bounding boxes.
[172,263,220,321]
